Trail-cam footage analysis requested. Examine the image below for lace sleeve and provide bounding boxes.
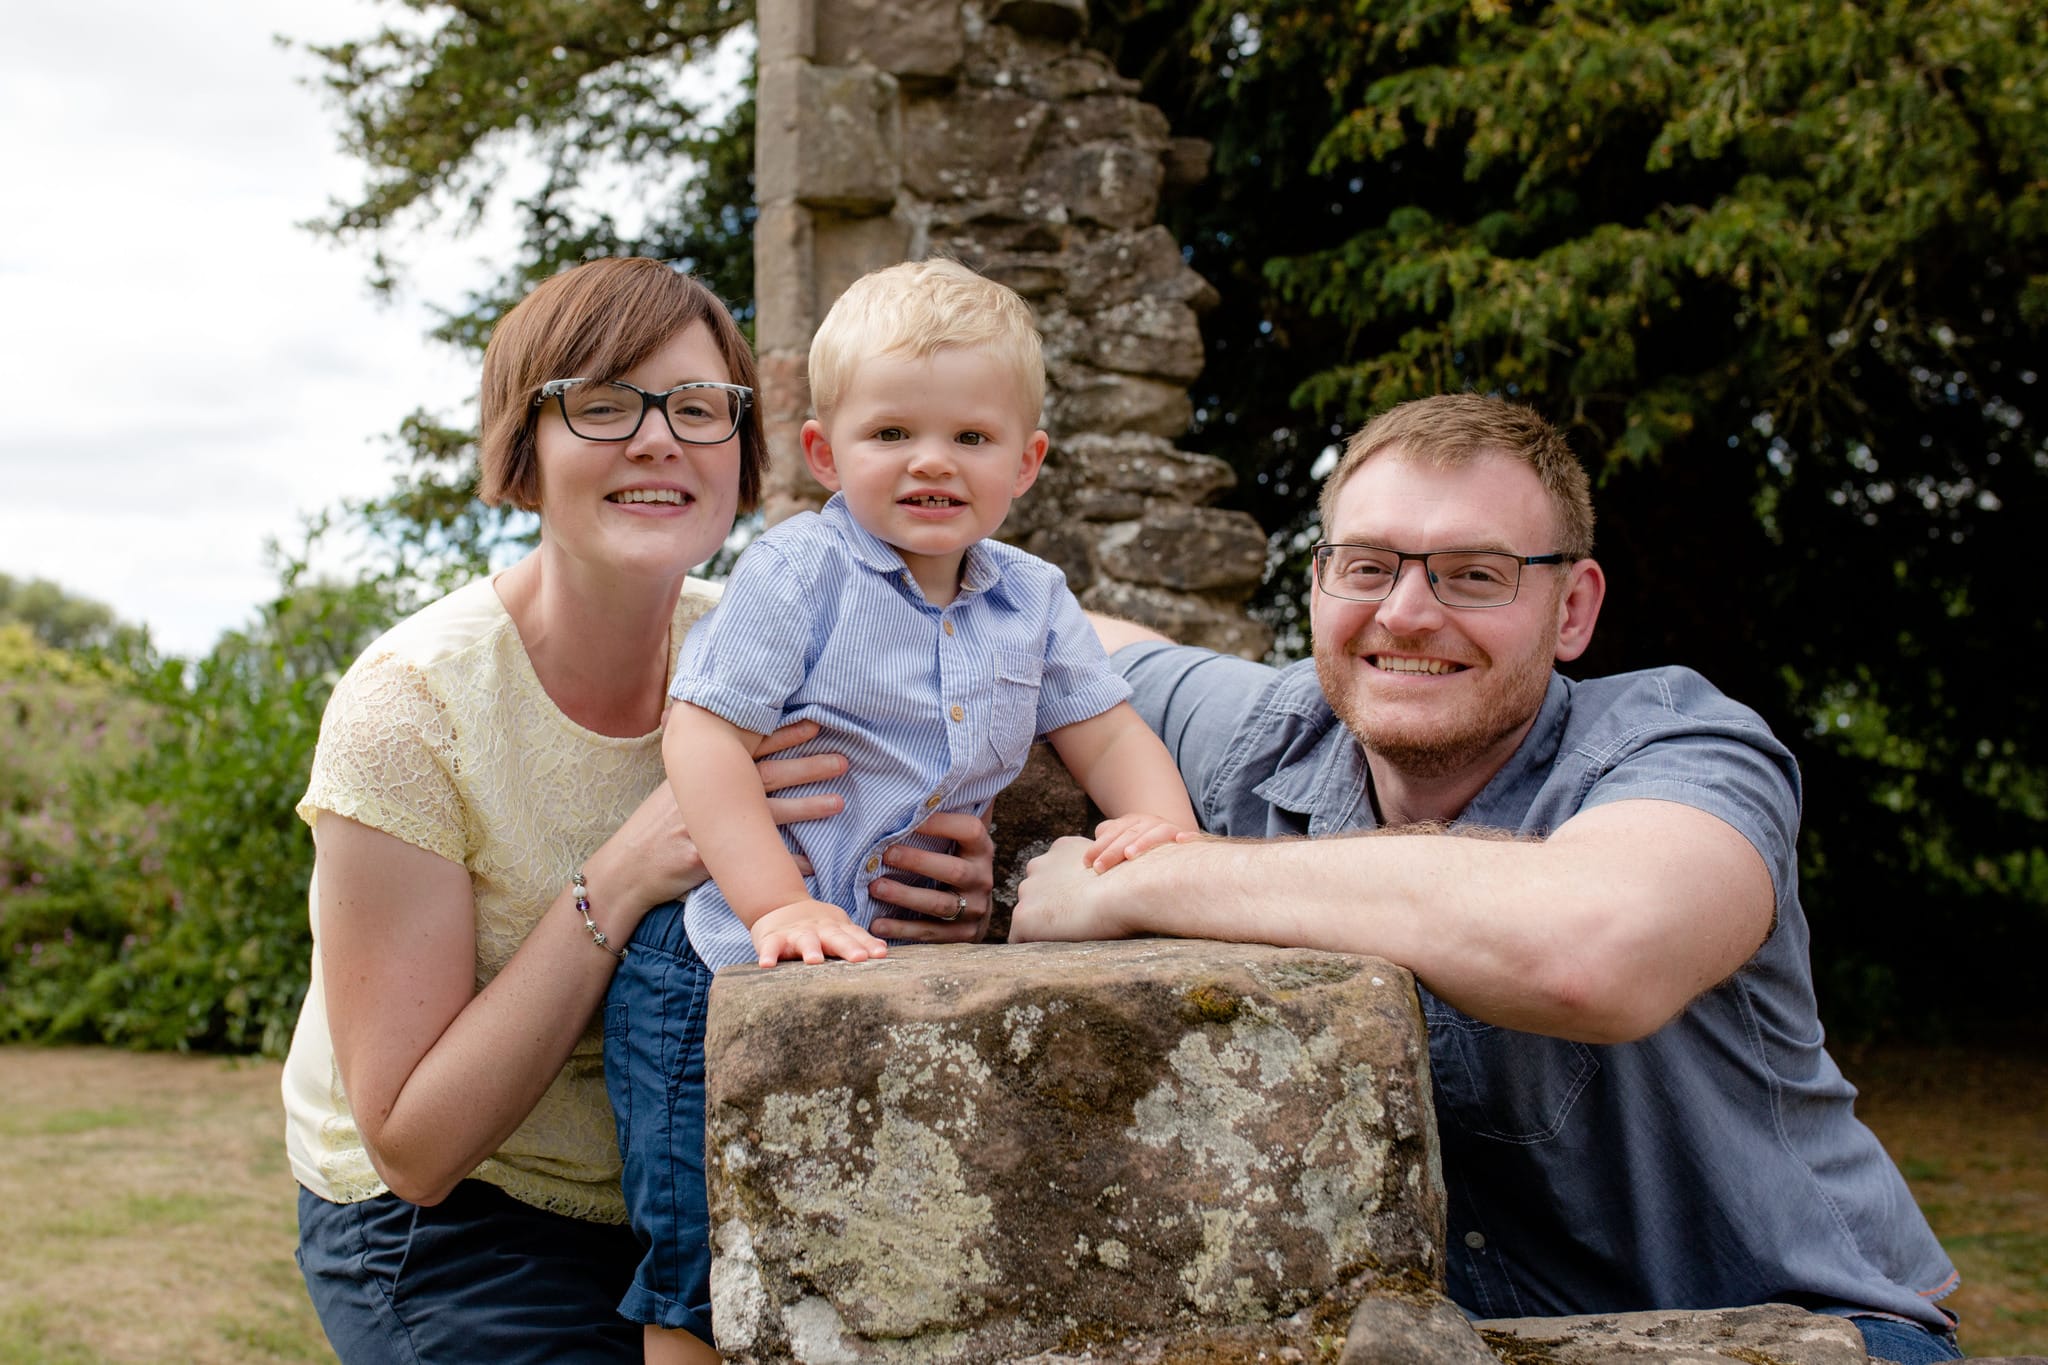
[298,649,469,865]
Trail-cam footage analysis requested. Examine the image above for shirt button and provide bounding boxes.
[864,855,881,873]
[949,704,964,722]
[1464,1231,1486,1250]
[924,792,943,809]
[943,619,955,636]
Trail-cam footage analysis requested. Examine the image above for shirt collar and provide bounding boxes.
[817,493,1014,605]
[1248,669,1573,832]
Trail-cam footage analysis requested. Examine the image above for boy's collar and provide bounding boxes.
[817,492,1010,601]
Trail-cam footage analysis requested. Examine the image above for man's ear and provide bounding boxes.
[1553,556,1606,663]
[800,419,842,492]
[1013,430,1050,498]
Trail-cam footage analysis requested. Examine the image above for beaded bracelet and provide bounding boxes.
[571,871,627,960]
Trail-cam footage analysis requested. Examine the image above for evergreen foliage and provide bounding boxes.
[1100,0,2048,1036]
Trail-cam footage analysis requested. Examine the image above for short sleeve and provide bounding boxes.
[668,537,816,735]
[1115,641,1283,830]
[1580,725,1803,902]
[299,650,468,864]
[1032,584,1132,734]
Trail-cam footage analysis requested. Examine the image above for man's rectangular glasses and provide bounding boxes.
[536,378,752,445]
[1311,543,1567,608]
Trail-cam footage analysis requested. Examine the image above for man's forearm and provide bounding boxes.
[1014,800,1774,1044]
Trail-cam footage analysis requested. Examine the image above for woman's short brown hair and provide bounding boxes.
[476,259,765,513]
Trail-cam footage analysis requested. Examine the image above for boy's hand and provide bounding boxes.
[749,898,888,967]
[1083,813,1193,873]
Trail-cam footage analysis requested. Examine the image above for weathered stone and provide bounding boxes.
[1475,1304,1869,1365]
[1068,226,1221,313]
[751,201,817,355]
[962,26,1138,100]
[1033,142,1165,228]
[782,65,902,211]
[705,939,1443,1362]
[815,0,965,78]
[1047,295,1204,381]
[1080,579,1275,660]
[1098,502,1269,593]
[755,0,815,63]
[756,348,828,526]
[902,90,1049,201]
[1016,521,1097,591]
[1340,1289,1498,1365]
[812,210,915,313]
[1045,369,1193,439]
[990,0,1088,43]
[1058,432,1237,501]
[1043,94,1170,152]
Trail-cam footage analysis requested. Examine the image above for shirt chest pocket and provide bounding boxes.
[1424,992,1599,1145]
[988,649,1043,771]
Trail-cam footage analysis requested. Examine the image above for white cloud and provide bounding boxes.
[0,0,503,656]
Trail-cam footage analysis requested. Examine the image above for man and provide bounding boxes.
[1011,395,1962,1363]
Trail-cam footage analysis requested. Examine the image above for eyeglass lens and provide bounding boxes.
[560,383,741,443]
[1316,546,1524,607]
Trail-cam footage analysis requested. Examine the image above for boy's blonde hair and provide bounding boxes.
[808,258,1046,424]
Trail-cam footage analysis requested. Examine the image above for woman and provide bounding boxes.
[283,258,995,1363]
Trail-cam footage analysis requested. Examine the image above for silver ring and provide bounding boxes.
[940,894,967,923]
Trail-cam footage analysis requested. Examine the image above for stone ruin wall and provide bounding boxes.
[754,0,1272,659]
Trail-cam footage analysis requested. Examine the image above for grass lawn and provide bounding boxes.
[0,1043,2039,1362]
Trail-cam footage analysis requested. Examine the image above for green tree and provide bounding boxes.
[0,573,145,655]
[303,0,759,571]
[1100,0,2048,1036]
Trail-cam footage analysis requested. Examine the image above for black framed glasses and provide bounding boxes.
[1311,542,1567,608]
[535,379,752,444]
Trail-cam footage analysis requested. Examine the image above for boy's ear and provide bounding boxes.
[800,419,842,492]
[1012,430,1050,498]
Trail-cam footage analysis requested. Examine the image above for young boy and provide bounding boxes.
[606,257,1198,1362]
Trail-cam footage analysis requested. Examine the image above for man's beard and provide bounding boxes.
[1314,631,1554,783]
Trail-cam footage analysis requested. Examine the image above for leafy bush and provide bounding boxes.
[0,578,397,1055]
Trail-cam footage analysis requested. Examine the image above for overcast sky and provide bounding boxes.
[0,0,514,657]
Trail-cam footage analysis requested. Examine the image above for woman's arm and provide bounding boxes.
[320,724,845,1205]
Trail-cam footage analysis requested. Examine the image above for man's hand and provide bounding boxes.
[1082,813,1190,873]
[1010,835,1143,942]
[749,898,888,967]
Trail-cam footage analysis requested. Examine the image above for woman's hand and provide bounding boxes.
[868,810,998,944]
[586,720,845,926]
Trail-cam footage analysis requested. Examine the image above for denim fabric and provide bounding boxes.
[603,900,715,1339]
[1843,1313,1965,1363]
[1117,644,1960,1332]
[295,1180,641,1363]
[671,493,1128,971]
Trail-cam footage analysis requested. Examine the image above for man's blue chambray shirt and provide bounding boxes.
[670,494,1129,972]
[1116,641,1958,1330]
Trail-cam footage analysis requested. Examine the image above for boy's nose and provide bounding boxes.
[905,440,956,475]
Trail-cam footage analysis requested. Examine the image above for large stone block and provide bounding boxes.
[759,64,903,212]
[1097,502,1269,594]
[705,939,1443,1362]
[815,0,965,79]
[1079,579,1275,660]
[1475,1304,1868,1365]
[1046,295,1204,382]
[1044,369,1192,440]
[1067,226,1220,313]
[902,90,1049,201]
[1033,142,1165,229]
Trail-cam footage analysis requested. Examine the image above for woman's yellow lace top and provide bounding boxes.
[281,575,720,1222]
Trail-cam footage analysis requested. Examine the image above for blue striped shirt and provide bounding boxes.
[669,493,1130,971]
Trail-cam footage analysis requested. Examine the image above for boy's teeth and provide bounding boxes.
[906,495,959,506]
